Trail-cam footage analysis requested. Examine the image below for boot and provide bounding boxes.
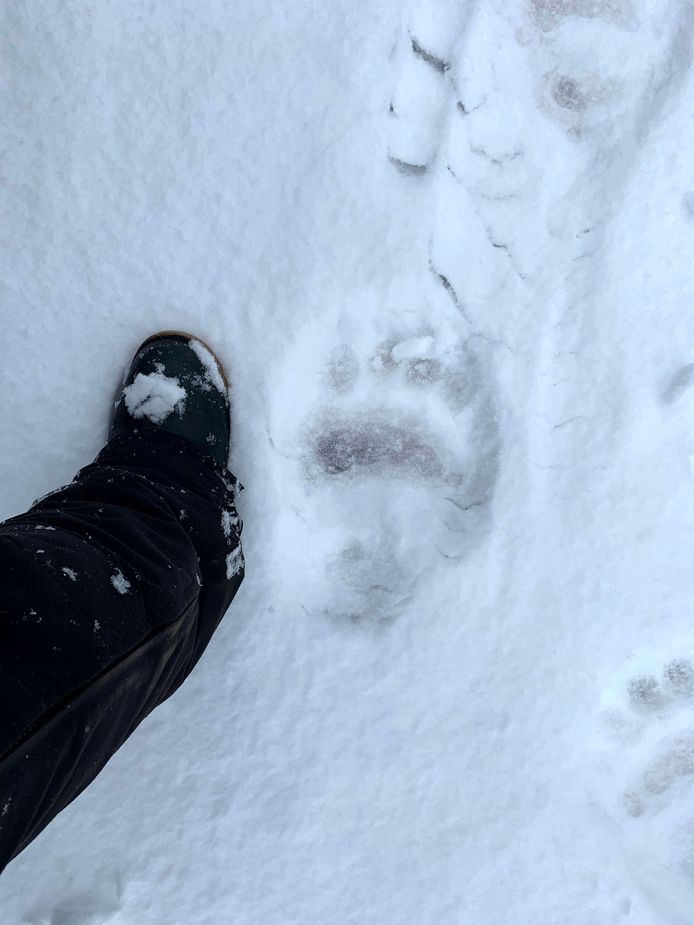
[110,331,231,469]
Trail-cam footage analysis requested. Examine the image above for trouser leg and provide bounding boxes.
[0,429,244,871]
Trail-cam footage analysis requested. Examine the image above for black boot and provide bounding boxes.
[110,331,231,470]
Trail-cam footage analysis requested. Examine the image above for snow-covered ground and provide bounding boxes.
[2,0,694,921]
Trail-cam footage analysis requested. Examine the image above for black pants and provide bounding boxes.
[0,429,245,872]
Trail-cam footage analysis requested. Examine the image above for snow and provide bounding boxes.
[225,549,244,580]
[110,571,131,596]
[390,335,436,362]
[61,567,78,582]
[1,0,694,923]
[221,510,239,540]
[123,372,187,425]
[189,338,227,395]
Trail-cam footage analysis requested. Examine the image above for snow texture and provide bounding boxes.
[2,0,694,922]
[123,373,187,425]
[110,571,131,596]
[225,548,244,580]
[189,339,227,395]
[221,509,239,540]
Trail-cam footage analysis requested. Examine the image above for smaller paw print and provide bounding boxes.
[628,659,694,711]
[593,655,694,913]
[613,659,694,818]
[600,657,694,747]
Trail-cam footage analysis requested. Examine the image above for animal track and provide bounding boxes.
[270,307,500,624]
[325,345,360,393]
[619,662,694,817]
[305,332,497,497]
[387,0,472,175]
[311,417,444,480]
[593,656,694,920]
[662,363,694,405]
[387,0,690,307]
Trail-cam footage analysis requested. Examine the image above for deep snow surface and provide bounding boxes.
[2,1,694,922]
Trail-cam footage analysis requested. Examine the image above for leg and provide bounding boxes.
[0,336,245,872]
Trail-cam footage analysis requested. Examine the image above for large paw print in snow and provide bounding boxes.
[591,655,694,922]
[387,0,691,302]
[269,308,499,624]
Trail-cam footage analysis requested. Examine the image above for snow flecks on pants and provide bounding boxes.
[62,567,78,581]
[221,509,240,540]
[225,547,244,579]
[111,570,131,595]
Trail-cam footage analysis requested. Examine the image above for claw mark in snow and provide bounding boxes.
[469,144,524,168]
[428,259,472,324]
[457,101,482,116]
[410,36,449,74]
[553,415,587,430]
[388,156,427,176]
[663,363,694,404]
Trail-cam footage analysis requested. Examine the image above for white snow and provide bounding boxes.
[189,339,227,395]
[61,567,78,582]
[110,571,131,596]
[390,335,436,362]
[2,1,694,923]
[221,510,238,540]
[225,548,244,580]
[123,373,186,425]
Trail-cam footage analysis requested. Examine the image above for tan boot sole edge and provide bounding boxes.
[139,330,230,391]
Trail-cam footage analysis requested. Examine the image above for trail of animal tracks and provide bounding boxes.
[2,1,694,921]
